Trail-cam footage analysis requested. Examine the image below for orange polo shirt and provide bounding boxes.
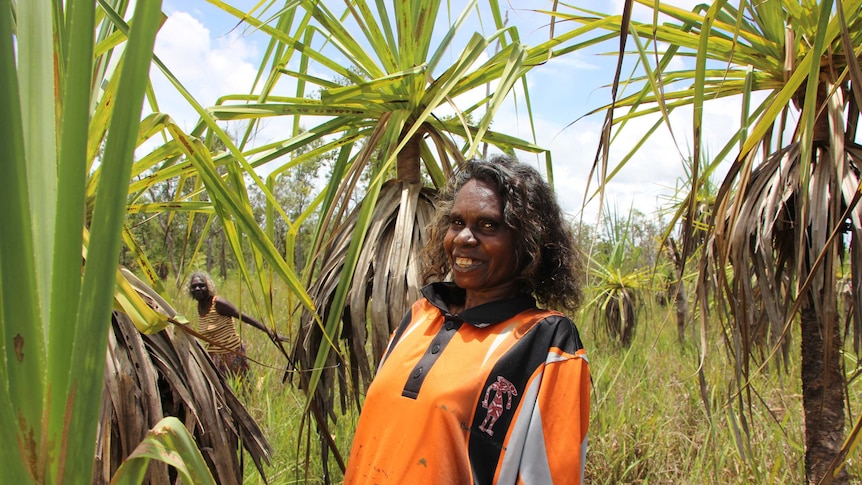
[344,283,590,485]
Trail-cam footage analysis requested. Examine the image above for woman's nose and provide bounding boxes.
[454,227,477,244]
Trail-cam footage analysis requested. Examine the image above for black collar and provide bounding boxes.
[421,282,537,327]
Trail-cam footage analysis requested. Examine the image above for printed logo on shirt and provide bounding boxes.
[479,376,518,436]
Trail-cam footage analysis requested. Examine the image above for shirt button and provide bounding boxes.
[412,367,423,378]
[431,344,441,354]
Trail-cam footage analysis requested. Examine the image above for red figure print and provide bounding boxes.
[479,376,518,436]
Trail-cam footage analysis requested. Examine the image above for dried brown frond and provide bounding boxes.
[95,312,271,484]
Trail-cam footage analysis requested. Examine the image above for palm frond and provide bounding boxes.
[96,310,271,484]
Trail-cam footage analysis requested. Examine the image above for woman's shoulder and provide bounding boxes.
[519,307,572,325]
[525,310,585,350]
[212,296,237,314]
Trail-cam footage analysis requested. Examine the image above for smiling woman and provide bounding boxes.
[343,155,590,485]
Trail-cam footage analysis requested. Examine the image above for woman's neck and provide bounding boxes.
[198,295,214,314]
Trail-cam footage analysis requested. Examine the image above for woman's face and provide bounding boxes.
[189,276,210,301]
[444,178,520,309]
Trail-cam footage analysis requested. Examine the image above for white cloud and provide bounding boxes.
[148,10,260,131]
[140,8,313,161]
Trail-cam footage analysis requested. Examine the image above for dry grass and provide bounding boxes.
[583,300,862,484]
[165,276,862,483]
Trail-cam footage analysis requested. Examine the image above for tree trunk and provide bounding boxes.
[206,234,213,273]
[161,216,177,276]
[674,283,687,343]
[665,238,688,343]
[799,80,850,484]
[620,289,636,347]
[220,227,227,278]
[800,303,848,484]
[396,129,422,184]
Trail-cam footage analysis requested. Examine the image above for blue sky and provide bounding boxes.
[150,1,743,222]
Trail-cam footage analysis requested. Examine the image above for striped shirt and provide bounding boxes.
[344,283,590,484]
[198,297,242,354]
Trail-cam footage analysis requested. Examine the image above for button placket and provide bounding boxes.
[401,317,463,399]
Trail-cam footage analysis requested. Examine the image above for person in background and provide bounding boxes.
[344,155,591,484]
[188,271,276,378]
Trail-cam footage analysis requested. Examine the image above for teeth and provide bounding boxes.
[455,257,473,268]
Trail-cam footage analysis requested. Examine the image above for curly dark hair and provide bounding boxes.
[187,271,216,298]
[421,154,583,312]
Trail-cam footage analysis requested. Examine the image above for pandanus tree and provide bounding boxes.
[586,206,652,348]
[203,0,600,471]
[557,0,862,481]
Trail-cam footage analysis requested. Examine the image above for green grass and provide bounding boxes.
[237,360,357,484]
[167,276,862,483]
[583,301,848,484]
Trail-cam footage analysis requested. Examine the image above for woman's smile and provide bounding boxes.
[454,257,480,269]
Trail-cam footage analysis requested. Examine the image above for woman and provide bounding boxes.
[344,155,590,484]
[188,271,275,378]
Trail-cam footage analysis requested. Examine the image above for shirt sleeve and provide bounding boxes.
[522,348,590,485]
